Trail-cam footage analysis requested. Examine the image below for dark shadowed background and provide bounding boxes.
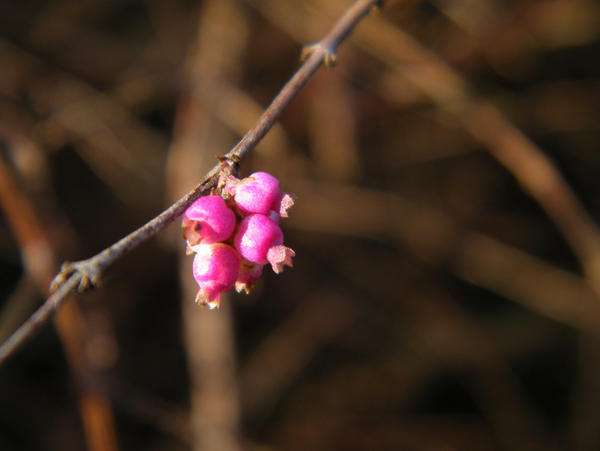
[1,0,600,450]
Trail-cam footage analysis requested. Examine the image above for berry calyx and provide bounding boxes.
[235,260,264,294]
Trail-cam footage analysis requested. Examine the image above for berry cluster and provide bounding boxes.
[182,172,295,309]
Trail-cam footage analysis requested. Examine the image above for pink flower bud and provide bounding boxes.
[183,195,236,246]
[192,243,241,309]
[231,172,280,215]
[235,260,264,294]
[233,214,294,273]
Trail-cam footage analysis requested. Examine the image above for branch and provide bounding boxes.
[0,0,382,366]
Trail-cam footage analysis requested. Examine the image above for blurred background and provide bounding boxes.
[1,0,600,449]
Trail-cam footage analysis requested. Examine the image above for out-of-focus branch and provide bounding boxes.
[460,104,600,288]
[167,0,248,449]
[0,38,167,209]
[257,0,600,293]
[0,0,382,365]
[342,0,600,290]
[240,290,360,419]
[286,180,600,332]
[0,154,118,451]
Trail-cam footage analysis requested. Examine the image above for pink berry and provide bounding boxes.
[192,243,241,309]
[232,172,280,215]
[233,214,294,273]
[182,195,236,246]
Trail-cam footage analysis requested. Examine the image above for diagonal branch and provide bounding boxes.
[0,0,383,366]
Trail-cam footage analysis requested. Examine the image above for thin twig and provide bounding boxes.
[0,0,382,365]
